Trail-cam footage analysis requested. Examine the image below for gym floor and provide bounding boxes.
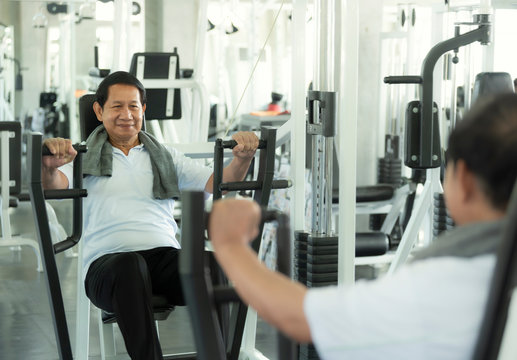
[0,215,278,360]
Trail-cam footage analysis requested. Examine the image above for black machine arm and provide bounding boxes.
[28,133,88,360]
[211,127,292,358]
[473,180,517,360]
[179,191,297,360]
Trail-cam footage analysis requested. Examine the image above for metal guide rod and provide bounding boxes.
[307,90,337,235]
[312,135,326,233]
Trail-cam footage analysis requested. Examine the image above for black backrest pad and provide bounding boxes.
[79,94,98,141]
[472,72,514,105]
[129,52,182,120]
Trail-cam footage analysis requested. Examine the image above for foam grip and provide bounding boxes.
[356,232,389,256]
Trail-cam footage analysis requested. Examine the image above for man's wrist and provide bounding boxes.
[42,165,57,177]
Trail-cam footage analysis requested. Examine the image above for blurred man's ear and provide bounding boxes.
[456,160,476,203]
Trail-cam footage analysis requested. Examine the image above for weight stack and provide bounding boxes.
[378,157,403,186]
[294,231,308,286]
[295,232,338,360]
[433,192,455,238]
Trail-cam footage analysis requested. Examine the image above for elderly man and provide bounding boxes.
[42,71,259,360]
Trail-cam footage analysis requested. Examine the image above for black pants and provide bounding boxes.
[85,247,184,360]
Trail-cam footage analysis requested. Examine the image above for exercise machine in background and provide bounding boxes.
[384,10,491,274]
[0,122,42,272]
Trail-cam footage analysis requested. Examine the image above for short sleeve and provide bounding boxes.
[58,162,74,189]
[303,255,495,360]
[166,145,212,191]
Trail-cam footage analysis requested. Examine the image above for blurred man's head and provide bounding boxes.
[444,93,517,224]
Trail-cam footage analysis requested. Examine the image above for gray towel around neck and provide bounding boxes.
[83,125,181,199]
[411,219,504,261]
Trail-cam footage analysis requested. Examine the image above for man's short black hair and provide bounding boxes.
[448,93,517,210]
[95,71,147,108]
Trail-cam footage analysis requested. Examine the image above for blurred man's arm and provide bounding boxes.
[210,198,312,342]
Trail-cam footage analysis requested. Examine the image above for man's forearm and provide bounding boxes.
[214,243,311,342]
[223,157,253,182]
[205,157,253,193]
[41,166,69,190]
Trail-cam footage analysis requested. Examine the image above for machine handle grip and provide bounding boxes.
[383,75,423,84]
[221,139,267,149]
[42,143,88,156]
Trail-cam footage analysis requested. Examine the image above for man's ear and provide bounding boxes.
[142,103,146,113]
[456,159,476,203]
[93,101,103,122]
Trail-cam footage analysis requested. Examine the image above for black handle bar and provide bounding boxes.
[42,143,88,156]
[221,139,267,149]
[383,75,423,84]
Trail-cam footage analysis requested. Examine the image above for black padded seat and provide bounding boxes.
[332,184,395,204]
[356,184,395,202]
[301,232,389,257]
[471,72,514,105]
[356,232,390,256]
[101,295,175,324]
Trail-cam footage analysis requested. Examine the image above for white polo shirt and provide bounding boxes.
[60,143,212,279]
[304,254,495,360]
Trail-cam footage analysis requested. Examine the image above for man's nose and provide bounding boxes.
[121,106,133,119]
